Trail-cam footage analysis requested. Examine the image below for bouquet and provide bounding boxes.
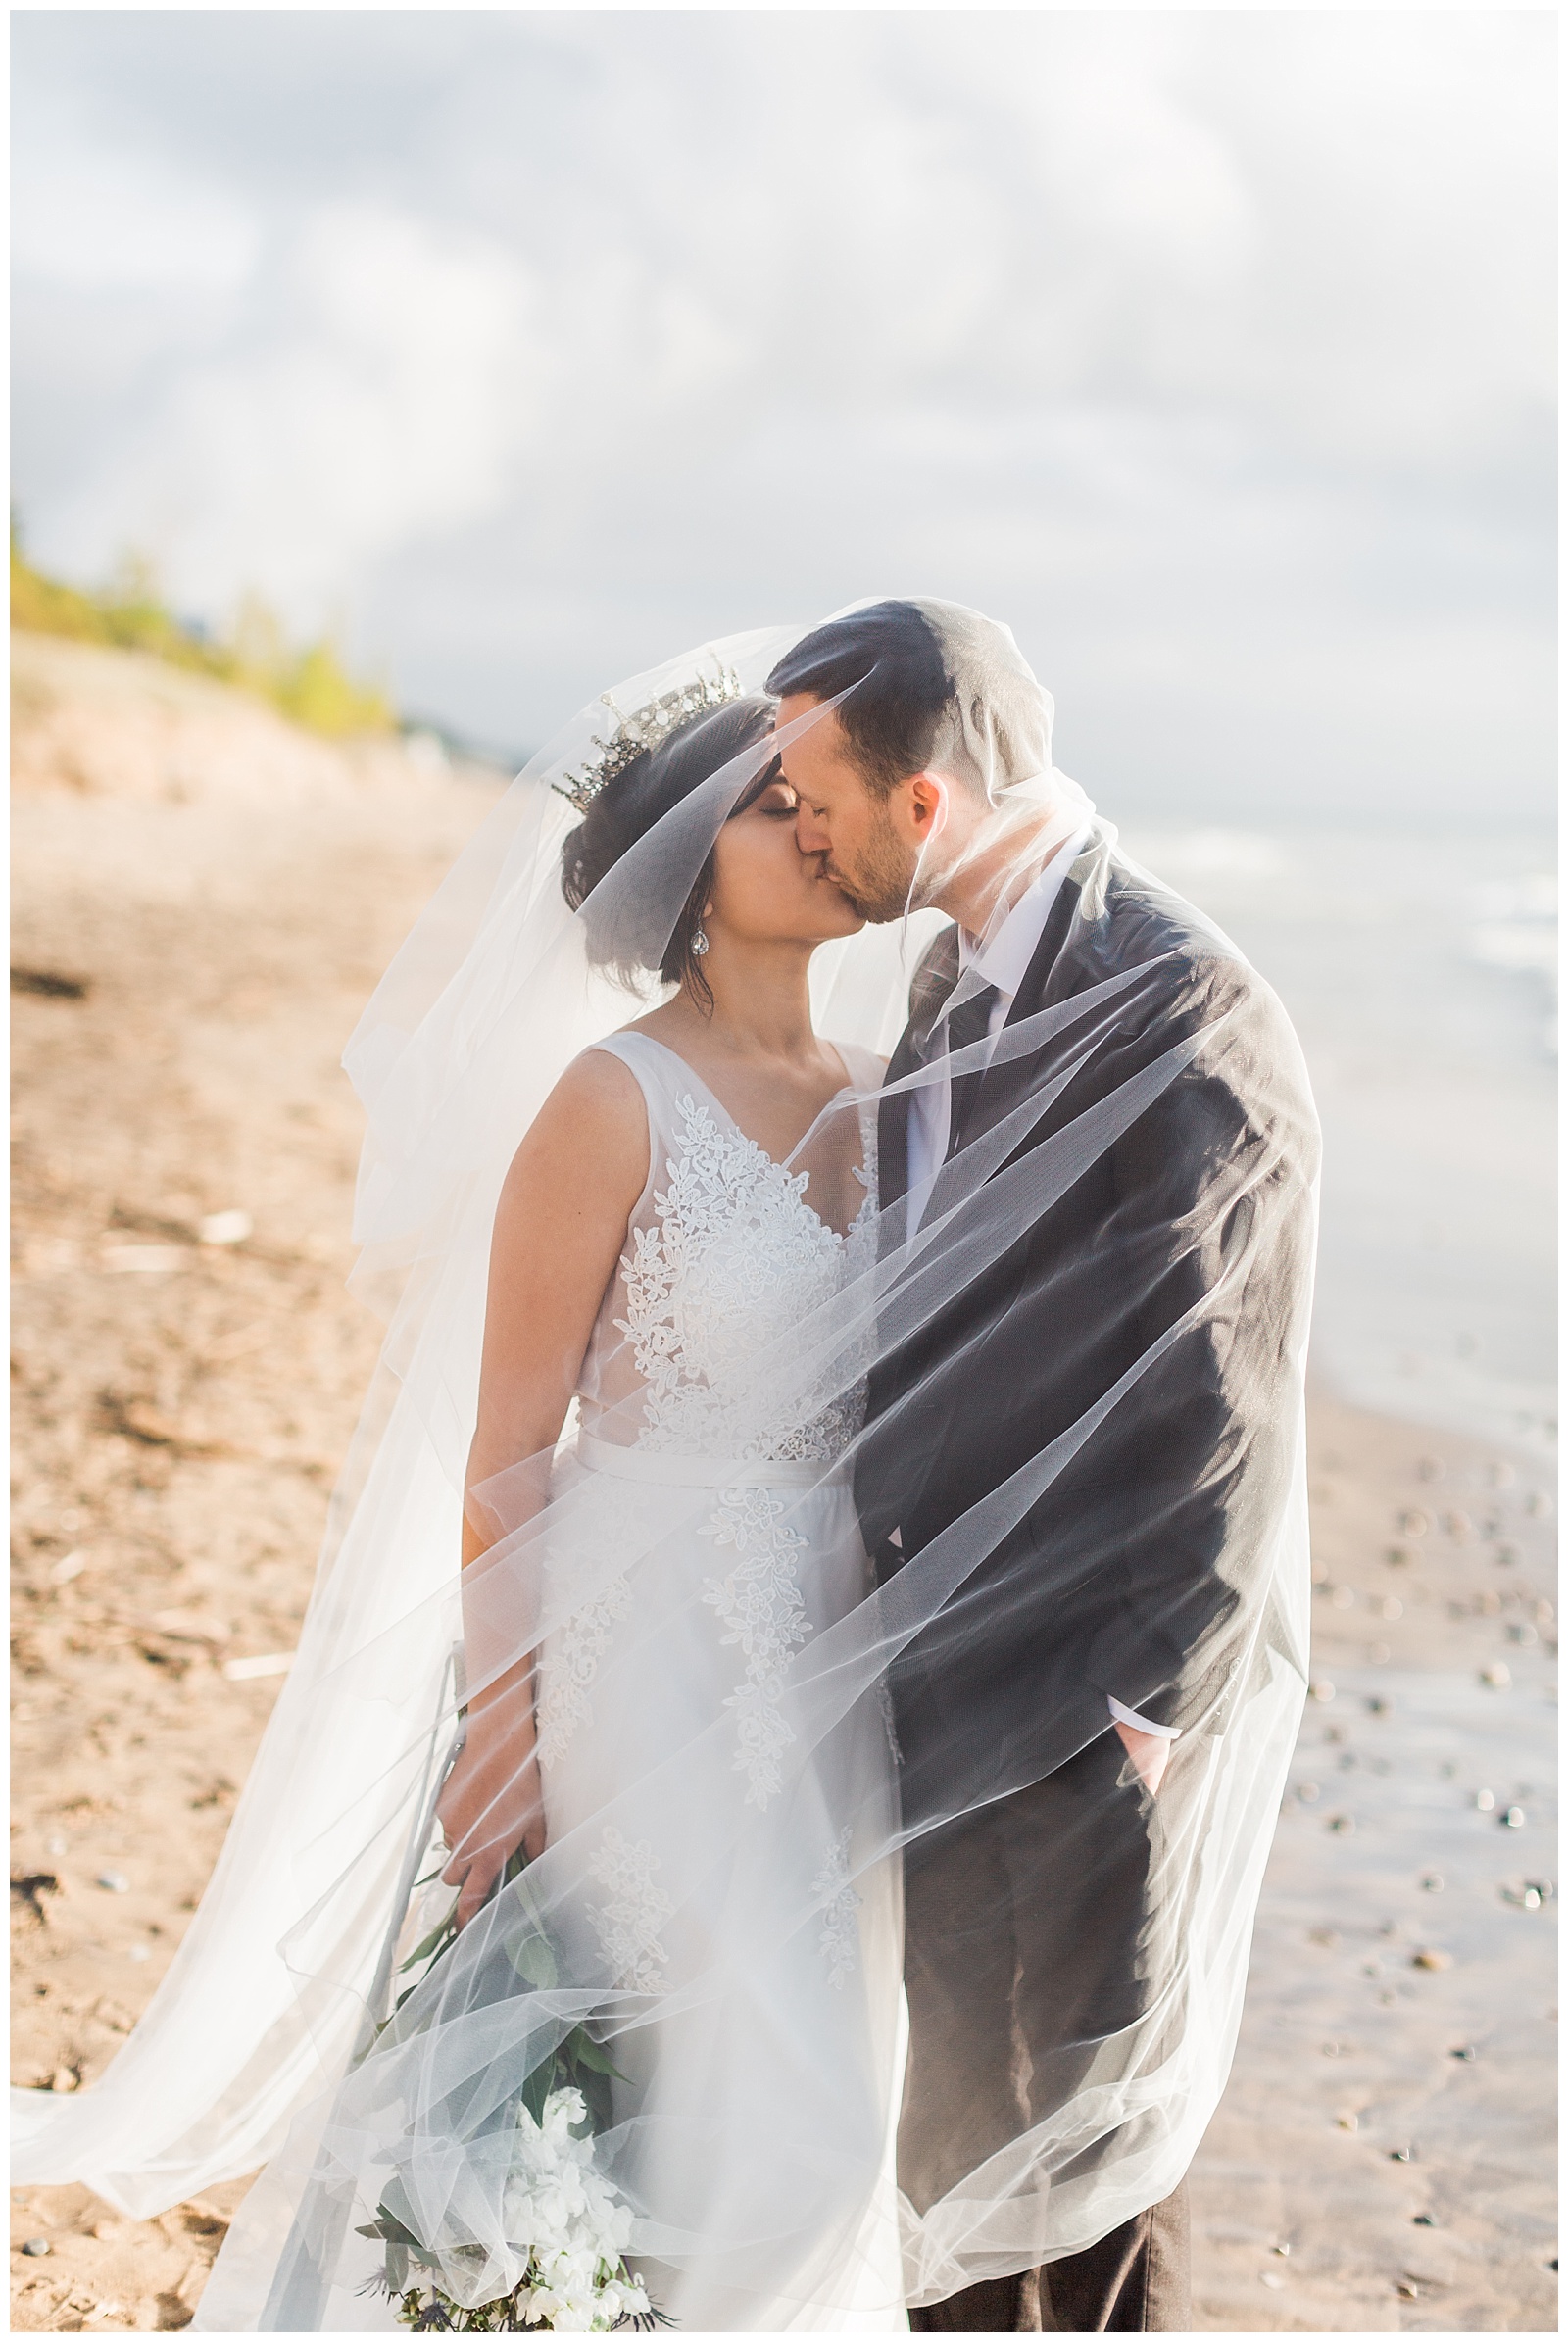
[359,1850,663,2333]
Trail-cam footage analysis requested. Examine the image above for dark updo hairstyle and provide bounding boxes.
[560,693,777,1010]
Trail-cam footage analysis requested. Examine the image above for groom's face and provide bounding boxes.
[775,698,920,925]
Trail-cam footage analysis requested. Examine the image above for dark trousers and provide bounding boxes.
[908,2183,1191,2332]
[898,1740,1156,2211]
[901,1740,1189,2332]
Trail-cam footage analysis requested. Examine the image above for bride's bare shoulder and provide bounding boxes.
[544,1044,646,1128]
[502,1047,647,1198]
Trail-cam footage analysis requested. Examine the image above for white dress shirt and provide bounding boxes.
[899,826,1179,1749]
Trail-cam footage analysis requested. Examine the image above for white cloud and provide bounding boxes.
[12,92,262,294]
[10,11,1553,815]
[44,204,540,616]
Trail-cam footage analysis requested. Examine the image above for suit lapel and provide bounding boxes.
[996,864,1083,1038]
[950,839,1101,1153]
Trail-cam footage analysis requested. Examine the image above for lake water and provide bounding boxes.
[1120,826,1557,1457]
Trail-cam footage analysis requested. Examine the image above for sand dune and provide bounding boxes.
[10,636,1556,2331]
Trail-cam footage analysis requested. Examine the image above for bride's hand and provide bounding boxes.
[436,1690,547,1927]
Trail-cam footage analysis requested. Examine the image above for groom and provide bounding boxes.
[769,602,1317,2332]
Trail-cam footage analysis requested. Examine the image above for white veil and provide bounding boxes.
[13,610,1319,2327]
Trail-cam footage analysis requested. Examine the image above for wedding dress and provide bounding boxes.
[530,1032,906,2331]
[188,1026,906,2335]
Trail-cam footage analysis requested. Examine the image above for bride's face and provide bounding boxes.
[705,771,865,948]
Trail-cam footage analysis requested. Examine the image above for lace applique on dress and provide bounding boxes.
[810,1827,862,1991]
[613,1091,874,1465]
[535,1573,634,1774]
[587,1827,673,1994]
[701,1488,812,1810]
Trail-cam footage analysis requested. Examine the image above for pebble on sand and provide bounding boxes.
[1309,1680,1335,1702]
[21,2239,51,2257]
[103,1243,188,1275]
[1411,1948,1452,1971]
[221,1650,296,1682]
[96,1870,130,1894]
[198,1208,254,1246]
[1502,1805,1527,1829]
[1476,1789,1496,1810]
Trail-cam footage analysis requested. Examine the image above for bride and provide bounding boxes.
[432,684,907,2331]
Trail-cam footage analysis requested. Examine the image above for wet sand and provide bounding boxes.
[10,634,1558,2331]
[1188,1392,1557,2331]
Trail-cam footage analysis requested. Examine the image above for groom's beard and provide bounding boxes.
[826,809,922,926]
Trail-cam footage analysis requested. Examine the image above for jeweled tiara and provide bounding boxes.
[551,664,745,814]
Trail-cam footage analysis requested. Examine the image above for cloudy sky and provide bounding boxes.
[12,10,1555,820]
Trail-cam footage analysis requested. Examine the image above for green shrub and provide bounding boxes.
[10,531,395,738]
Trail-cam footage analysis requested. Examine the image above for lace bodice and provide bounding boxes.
[576,1034,879,1465]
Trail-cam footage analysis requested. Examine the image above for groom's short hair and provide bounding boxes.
[765,601,956,799]
[768,598,1054,805]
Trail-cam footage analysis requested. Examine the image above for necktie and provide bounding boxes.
[943,980,1001,1158]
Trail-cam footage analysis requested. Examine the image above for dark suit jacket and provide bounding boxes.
[858,830,1319,1831]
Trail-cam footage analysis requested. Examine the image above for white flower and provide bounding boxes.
[409,2085,645,2331]
[600,2274,651,2322]
[538,2087,587,2144]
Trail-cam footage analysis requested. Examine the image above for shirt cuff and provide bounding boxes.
[1106,1695,1182,1741]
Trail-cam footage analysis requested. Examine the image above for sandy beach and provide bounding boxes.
[10,635,1557,2332]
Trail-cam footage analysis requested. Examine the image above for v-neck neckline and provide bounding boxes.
[620,1032,870,1244]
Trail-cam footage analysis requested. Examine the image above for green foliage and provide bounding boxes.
[10,528,395,738]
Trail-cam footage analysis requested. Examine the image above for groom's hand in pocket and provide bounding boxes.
[1112,1718,1172,1798]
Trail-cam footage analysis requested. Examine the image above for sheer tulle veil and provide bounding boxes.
[12,608,1319,2327]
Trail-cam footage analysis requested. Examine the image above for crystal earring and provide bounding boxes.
[691,926,710,957]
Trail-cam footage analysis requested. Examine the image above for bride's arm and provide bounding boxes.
[437,1049,648,1926]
